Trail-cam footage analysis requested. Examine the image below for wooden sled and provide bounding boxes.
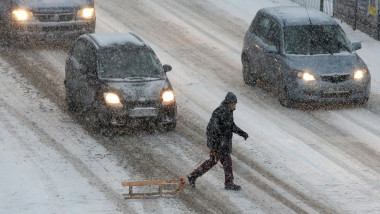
[122,178,185,199]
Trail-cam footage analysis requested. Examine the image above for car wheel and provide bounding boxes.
[163,121,176,132]
[66,92,78,112]
[2,35,19,47]
[278,78,294,108]
[87,110,111,135]
[357,96,369,106]
[242,55,257,86]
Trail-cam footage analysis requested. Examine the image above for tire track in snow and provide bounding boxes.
[0,47,197,214]
[0,62,137,213]
[105,131,238,214]
[96,3,309,214]
[0,22,226,214]
[96,1,338,213]
[1,0,379,213]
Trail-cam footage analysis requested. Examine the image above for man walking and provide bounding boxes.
[188,92,248,191]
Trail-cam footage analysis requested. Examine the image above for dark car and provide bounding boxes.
[64,33,177,131]
[0,0,95,41]
[242,6,371,107]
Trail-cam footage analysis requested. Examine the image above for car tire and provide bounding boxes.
[357,96,369,106]
[242,55,257,86]
[66,93,78,112]
[278,78,294,108]
[163,122,176,132]
[2,35,19,47]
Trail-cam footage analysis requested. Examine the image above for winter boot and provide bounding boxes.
[225,184,241,191]
[187,175,196,188]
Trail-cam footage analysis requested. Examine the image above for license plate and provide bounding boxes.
[129,107,158,117]
[326,86,349,93]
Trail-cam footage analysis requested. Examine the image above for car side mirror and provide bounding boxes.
[163,64,172,72]
[266,45,278,54]
[352,42,362,51]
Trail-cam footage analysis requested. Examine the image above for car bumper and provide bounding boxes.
[10,20,95,39]
[289,78,371,103]
[97,103,177,127]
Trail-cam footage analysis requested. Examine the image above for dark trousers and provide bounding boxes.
[189,152,234,186]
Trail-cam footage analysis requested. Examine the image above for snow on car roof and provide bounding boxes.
[89,33,146,48]
[15,0,93,8]
[261,6,336,26]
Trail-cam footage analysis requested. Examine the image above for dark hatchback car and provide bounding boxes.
[0,0,95,41]
[64,33,177,131]
[242,6,371,107]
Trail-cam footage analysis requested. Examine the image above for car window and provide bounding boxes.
[253,16,271,40]
[86,45,97,76]
[265,21,281,50]
[284,25,351,55]
[71,40,86,62]
[98,47,164,79]
[249,14,262,33]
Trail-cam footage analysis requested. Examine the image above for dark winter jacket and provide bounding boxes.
[206,92,246,153]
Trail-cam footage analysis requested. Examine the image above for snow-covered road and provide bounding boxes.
[1,0,380,213]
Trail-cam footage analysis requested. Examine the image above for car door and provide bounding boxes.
[260,19,283,88]
[0,0,11,31]
[248,15,272,81]
[66,39,87,105]
[81,43,98,109]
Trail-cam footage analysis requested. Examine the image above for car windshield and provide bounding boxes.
[98,47,164,79]
[284,25,351,55]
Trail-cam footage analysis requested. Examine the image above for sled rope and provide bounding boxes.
[182,150,212,180]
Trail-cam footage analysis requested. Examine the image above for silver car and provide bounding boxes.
[242,6,371,107]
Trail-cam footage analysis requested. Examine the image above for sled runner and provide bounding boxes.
[122,178,185,199]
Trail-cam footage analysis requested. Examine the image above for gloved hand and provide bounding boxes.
[241,132,248,140]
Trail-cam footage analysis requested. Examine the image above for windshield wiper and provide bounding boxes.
[128,76,146,78]
[324,33,352,53]
[123,76,162,81]
[300,28,334,55]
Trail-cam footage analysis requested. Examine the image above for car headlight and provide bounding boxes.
[162,90,175,104]
[354,70,364,80]
[12,9,34,21]
[104,92,122,107]
[77,7,95,19]
[297,71,316,81]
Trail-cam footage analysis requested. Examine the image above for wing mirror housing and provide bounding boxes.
[163,64,172,72]
[352,42,362,51]
[266,45,278,54]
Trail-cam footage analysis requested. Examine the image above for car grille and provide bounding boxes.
[35,13,75,22]
[321,74,351,83]
[41,25,77,32]
[321,92,350,98]
[127,100,160,109]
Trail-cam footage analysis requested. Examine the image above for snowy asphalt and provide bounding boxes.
[1,0,380,213]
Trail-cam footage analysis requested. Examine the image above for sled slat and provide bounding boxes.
[122,179,185,199]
